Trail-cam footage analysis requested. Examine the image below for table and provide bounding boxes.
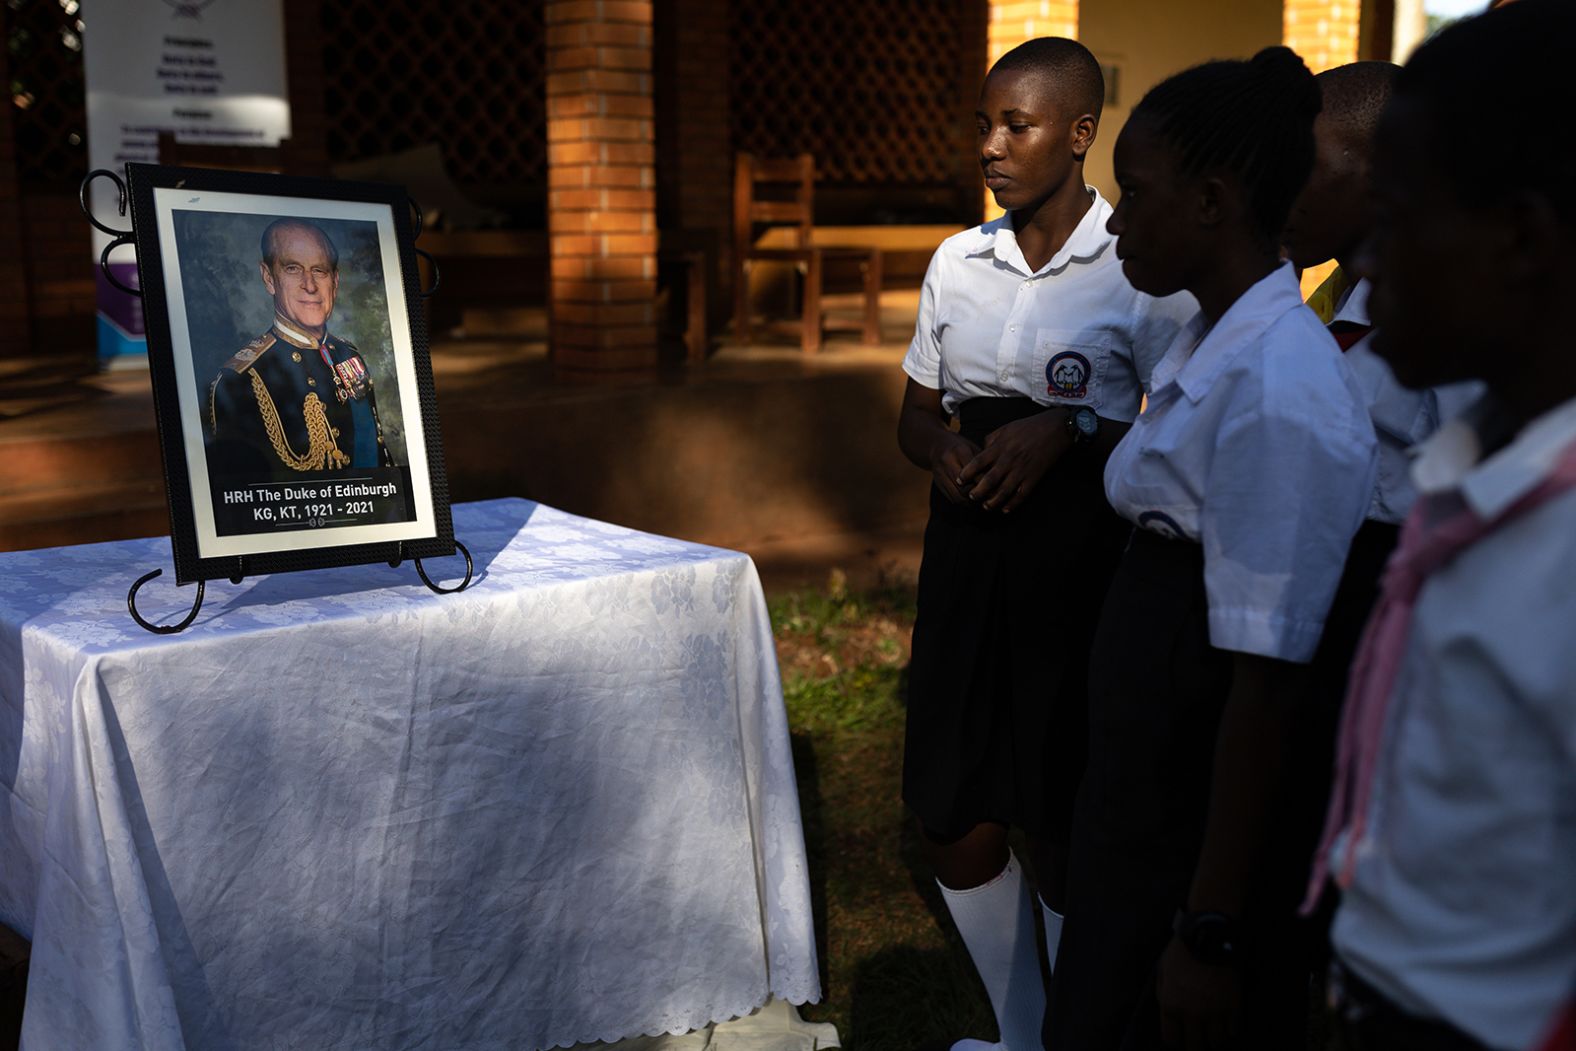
[0,499,819,1051]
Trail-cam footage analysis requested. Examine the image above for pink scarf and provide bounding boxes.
[1303,435,1576,911]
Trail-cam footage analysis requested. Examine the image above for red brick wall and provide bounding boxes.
[546,0,659,374]
[1285,0,1361,72]
[0,40,33,355]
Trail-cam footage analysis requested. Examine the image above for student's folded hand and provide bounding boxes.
[957,410,1071,513]
[930,432,982,505]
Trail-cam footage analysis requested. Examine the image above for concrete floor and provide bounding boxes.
[0,291,930,591]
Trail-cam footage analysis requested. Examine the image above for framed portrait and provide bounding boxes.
[124,162,454,584]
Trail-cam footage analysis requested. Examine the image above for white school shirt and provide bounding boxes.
[1330,394,1576,1051]
[903,187,1196,418]
[1103,263,1377,663]
[1335,280,1486,524]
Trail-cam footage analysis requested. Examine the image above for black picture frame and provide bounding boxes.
[123,162,454,585]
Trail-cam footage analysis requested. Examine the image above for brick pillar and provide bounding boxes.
[984,0,1079,221]
[546,0,659,376]
[0,27,34,355]
[1284,0,1361,73]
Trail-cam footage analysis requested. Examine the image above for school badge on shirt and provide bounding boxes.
[1047,351,1091,400]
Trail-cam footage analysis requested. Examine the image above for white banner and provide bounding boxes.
[83,0,291,366]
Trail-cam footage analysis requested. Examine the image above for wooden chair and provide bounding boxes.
[733,153,882,354]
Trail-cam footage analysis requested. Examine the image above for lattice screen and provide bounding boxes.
[730,0,982,186]
[323,0,547,192]
[6,0,88,185]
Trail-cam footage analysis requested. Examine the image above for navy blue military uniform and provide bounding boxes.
[206,314,394,482]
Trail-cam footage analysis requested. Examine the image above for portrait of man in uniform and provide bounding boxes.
[205,218,398,482]
[140,170,436,569]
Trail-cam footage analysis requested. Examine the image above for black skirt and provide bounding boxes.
[1049,519,1400,1050]
[1048,529,1232,1050]
[902,397,1130,845]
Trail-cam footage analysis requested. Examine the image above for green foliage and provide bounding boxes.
[771,575,915,735]
[770,575,994,1051]
[767,571,918,642]
[784,662,904,735]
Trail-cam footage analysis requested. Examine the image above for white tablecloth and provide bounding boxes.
[0,499,819,1051]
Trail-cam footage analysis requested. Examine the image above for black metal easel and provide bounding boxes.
[82,169,473,634]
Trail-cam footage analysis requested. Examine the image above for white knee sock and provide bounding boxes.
[1039,897,1065,976]
[938,853,1045,1051]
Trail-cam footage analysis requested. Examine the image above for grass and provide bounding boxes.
[767,571,995,1051]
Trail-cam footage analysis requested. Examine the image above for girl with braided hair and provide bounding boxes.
[1046,48,1377,1050]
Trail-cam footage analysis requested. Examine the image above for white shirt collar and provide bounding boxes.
[1412,393,1576,518]
[273,312,325,349]
[1157,262,1308,403]
[966,186,1113,276]
[1331,277,1372,327]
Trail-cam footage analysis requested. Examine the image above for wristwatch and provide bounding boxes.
[1173,910,1244,966]
[1066,406,1100,445]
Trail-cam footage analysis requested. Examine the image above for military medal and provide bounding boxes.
[332,355,369,402]
[316,338,369,403]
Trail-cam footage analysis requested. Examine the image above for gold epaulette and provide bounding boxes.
[221,331,277,374]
